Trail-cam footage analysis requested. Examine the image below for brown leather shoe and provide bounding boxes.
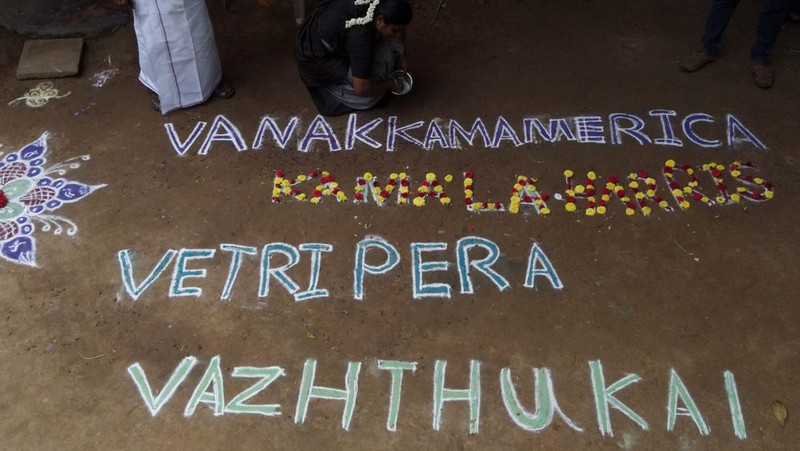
[751,64,774,89]
[680,51,715,73]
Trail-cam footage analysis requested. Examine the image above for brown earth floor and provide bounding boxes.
[1,0,800,449]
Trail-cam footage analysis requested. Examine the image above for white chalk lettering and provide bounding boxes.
[169,248,215,297]
[377,360,418,432]
[433,360,481,434]
[500,367,583,432]
[589,360,649,437]
[127,357,198,416]
[294,359,362,430]
[118,249,177,301]
[353,237,401,301]
[224,366,286,416]
[411,242,451,299]
[666,369,710,435]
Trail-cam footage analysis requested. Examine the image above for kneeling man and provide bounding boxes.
[294,0,413,116]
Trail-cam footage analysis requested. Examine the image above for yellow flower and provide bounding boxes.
[364,172,373,180]
[701,164,710,171]
[282,187,291,194]
[625,207,635,216]
[730,170,741,177]
[635,192,645,200]
[601,194,610,202]
[642,206,652,216]
[413,197,425,207]
[508,204,519,214]
[665,159,676,168]
[716,164,724,171]
[272,188,281,196]
[297,175,307,182]
[715,196,726,204]
[563,169,574,178]
[585,208,596,216]
[587,171,597,180]
[281,179,291,187]
[434,185,443,193]
[329,182,339,189]
[629,181,639,189]
[487,203,496,210]
[574,185,585,194]
[737,187,747,193]
[355,185,364,192]
[440,196,451,205]
[645,178,655,185]
[658,200,669,209]
[386,185,395,193]
[323,189,332,196]
[315,185,323,191]
[471,202,484,211]
[565,203,577,212]
[646,189,656,197]
[398,197,408,204]
[337,192,348,201]
[514,183,523,191]
[296,193,307,201]
[534,198,543,205]
[540,207,551,215]
[426,172,436,181]
[310,197,321,204]
[765,190,774,199]
[688,181,698,187]
[274,177,284,184]
[683,187,692,194]
[321,171,330,176]
[566,189,575,197]
[398,172,407,179]
[510,196,521,205]
[672,189,683,196]
[686,168,695,175]
[390,173,399,179]
[701,196,710,203]
[417,186,428,193]
[730,193,741,202]
[597,206,606,215]
[464,178,473,186]
[754,177,764,184]
[679,200,690,209]
[444,174,453,183]
[606,182,616,190]
[464,189,474,198]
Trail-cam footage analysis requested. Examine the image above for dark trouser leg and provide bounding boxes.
[702,0,741,56]
[750,0,791,62]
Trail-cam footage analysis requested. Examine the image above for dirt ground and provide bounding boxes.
[1,0,799,449]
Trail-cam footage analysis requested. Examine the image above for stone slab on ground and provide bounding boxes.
[16,38,83,80]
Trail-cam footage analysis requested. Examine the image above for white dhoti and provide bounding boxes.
[132,0,222,115]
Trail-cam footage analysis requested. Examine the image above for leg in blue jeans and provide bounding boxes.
[750,0,790,62]
[702,0,740,56]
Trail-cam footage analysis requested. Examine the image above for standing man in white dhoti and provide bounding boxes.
[116,0,235,114]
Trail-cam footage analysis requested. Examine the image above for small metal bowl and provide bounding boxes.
[390,70,413,95]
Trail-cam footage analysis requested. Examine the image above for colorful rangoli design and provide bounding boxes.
[0,133,105,267]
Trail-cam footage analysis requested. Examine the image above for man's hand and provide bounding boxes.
[353,76,396,97]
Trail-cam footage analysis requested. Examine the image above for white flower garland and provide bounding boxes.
[345,0,380,29]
